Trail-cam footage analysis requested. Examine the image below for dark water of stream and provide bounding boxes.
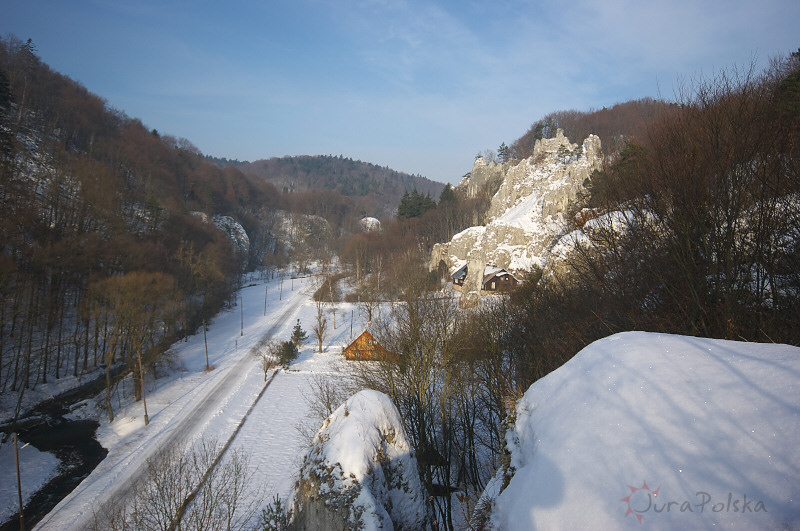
[0,418,107,531]
[1,381,110,531]
[0,418,108,531]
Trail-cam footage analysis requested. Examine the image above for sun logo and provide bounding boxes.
[620,480,660,524]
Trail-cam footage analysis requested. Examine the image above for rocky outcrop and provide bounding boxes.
[292,390,427,531]
[212,215,250,271]
[359,217,381,232]
[432,130,602,307]
[190,212,251,271]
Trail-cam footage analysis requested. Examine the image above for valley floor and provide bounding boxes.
[1,272,363,530]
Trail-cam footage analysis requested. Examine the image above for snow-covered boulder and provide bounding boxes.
[293,390,427,531]
[476,332,800,530]
[359,217,381,232]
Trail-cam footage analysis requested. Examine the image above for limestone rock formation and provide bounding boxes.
[212,215,250,271]
[292,390,427,531]
[359,216,381,232]
[190,212,251,271]
[432,130,602,307]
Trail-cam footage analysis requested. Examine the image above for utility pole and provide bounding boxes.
[138,352,149,426]
[264,284,268,316]
[203,319,209,370]
[240,296,243,336]
[329,279,335,328]
[15,432,24,531]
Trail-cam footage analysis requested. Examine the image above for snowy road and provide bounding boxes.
[33,275,340,530]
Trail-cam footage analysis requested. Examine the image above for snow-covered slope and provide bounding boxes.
[432,130,602,307]
[478,332,800,530]
[293,389,427,531]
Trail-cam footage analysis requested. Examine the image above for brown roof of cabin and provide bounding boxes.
[344,330,393,361]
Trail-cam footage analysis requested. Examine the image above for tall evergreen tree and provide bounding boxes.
[498,142,510,163]
[439,183,456,204]
[291,319,308,348]
[397,189,437,220]
[397,190,412,219]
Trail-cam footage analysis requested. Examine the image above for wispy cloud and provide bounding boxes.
[3,0,798,182]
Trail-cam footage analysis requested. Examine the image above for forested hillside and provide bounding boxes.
[237,155,444,217]
[0,36,384,422]
[509,97,673,160]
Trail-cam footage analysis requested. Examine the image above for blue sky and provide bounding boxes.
[3,0,798,184]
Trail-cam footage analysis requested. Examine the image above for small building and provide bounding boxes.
[344,330,392,361]
[451,264,468,291]
[481,266,519,292]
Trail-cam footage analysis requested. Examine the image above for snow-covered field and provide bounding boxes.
[483,332,800,530]
[4,275,800,530]
[1,272,367,530]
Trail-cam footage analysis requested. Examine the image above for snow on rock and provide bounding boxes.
[212,215,250,270]
[477,332,800,530]
[293,389,427,531]
[189,212,251,270]
[431,130,603,307]
[359,217,381,232]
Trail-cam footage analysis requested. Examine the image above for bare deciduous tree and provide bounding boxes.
[92,438,261,531]
[254,337,279,380]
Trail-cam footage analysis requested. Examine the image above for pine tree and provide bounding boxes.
[439,184,456,204]
[291,319,308,348]
[422,191,436,213]
[397,190,411,219]
[279,341,299,368]
[498,142,510,163]
[398,188,437,220]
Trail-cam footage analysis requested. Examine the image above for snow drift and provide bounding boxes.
[478,332,800,530]
[293,389,427,530]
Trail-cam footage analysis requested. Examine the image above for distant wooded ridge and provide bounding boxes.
[232,155,444,217]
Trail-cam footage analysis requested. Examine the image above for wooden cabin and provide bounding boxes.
[344,330,392,361]
[481,267,519,292]
[451,264,468,291]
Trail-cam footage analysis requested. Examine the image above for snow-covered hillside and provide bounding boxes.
[479,332,800,530]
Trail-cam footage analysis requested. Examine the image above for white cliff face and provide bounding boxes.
[212,215,251,271]
[432,130,602,307]
[190,212,251,271]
